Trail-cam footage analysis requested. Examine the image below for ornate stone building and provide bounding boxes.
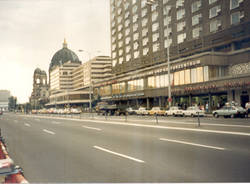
[30,68,49,109]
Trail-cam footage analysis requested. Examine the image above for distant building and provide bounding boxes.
[0,90,11,111]
[93,0,250,111]
[47,54,112,108]
[29,68,49,109]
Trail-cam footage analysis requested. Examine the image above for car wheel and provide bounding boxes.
[183,114,185,117]
[191,114,194,118]
[214,113,219,118]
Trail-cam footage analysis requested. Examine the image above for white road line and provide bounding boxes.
[21,115,250,137]
[159,138,225,150]
[94,146,145,163]
[82,126,101,131]
[43,129,55,135]
[52,121,61,125]
[25,123,31,127]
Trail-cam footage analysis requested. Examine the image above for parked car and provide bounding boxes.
[213,106,247,118]
[183,106,205,117]
[126,107,136,115]
[135,107,149,115]
[148,107,165,116]
[71,108,81,114]
[165,106,183,116]
[0,111,3,115]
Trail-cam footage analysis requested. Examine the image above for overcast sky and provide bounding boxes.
[0,0,111,103]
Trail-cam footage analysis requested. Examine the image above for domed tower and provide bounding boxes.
[49,39,81,71]
[30,68,49,109]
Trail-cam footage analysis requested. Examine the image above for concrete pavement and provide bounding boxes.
[0,113,250,182]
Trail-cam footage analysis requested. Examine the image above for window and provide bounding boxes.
[184,69,191,84]
[125,37,131,44]
[119,57,123,64]
[177,9,185,20]
[176,0,184,8]
[126,54,131,62]
[142,37,148,46]
[126,45,131,53]
[142,18,148,27]
[152,32,159,42]
[141,8,147,17]
[117,8,122,15]
[118,40,123,47]
[132,5,138,14]
[112,52,116,59]
[142,27,148,37]
[118,33,122,40]
[125,11,130,19]
[134,51,139,58]
[191,0,201,13]
[125,28,130,36]
[209,0,218,4]
[152,22,159,32]
[204,66,209,81]
[112,59,117,67]
[143,47,149,55]
[209,5,221,19]
[174,72,180,86]
[192,26,202,38]
[153,43,159,52]
[231,11,241,25]
[118,24,123,31]
[151,3,157,11]
[133,23,138,32]
[210,19,221,32]
[124,1,130,10]
[177,33,186,44]
[124,19,130,28]
[134,32,139,40]
[177,21,186,32]
[133,15,138,23]
[141,0,147,8]
[152,11,158,22]
[196,67,204,82]
[164,16,171,26]
[134,42,139,50]
[191,68,197,83]
[192,14,202,26]
[119,49,123,56]
[164,28,172,37]
[163,0,170,5]
[164,39,172,48]
[230,0,243,10]
[117,16,122,24]
[128,79,144,92]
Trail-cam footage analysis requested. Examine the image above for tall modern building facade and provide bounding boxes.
[93,0,250,111]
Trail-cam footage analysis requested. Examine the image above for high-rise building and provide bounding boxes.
[93,0,250,111]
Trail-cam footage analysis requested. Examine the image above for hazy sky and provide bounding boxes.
[0,0,111,103]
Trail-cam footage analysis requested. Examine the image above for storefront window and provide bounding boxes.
[204,66,209,81]
[100,85,111,96]
[184,69,190,84]
[112,82,125,94]
[197,67,204,82]
[128,79,144,92]
[174,71,180,86]
[191,68,197,83]
[179,70,185,85]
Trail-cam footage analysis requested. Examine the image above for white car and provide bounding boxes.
[183,106,205,117]
[165,106,183,116]
[135,107,149,115]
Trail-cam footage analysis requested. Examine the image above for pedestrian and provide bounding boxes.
[205,103,209,113]
[217,102,220,109]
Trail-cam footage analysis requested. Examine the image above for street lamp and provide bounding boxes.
[147,0,172,107]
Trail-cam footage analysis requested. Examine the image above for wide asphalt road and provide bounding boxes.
[0,113,250,182]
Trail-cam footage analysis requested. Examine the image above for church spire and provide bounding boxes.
[63,38,67,48]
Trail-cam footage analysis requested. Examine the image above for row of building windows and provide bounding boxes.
[98,66,209,95]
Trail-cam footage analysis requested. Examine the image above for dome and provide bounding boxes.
[34,68,42,74]
[49,39,81,71]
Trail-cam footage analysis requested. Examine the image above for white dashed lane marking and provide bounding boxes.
[82,126,101,131]
[25,123,31,127]
[43,129,55,135]
[94,146,145,163]
[159,138,226,150]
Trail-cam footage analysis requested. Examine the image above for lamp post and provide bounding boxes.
[147,0,172,107]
